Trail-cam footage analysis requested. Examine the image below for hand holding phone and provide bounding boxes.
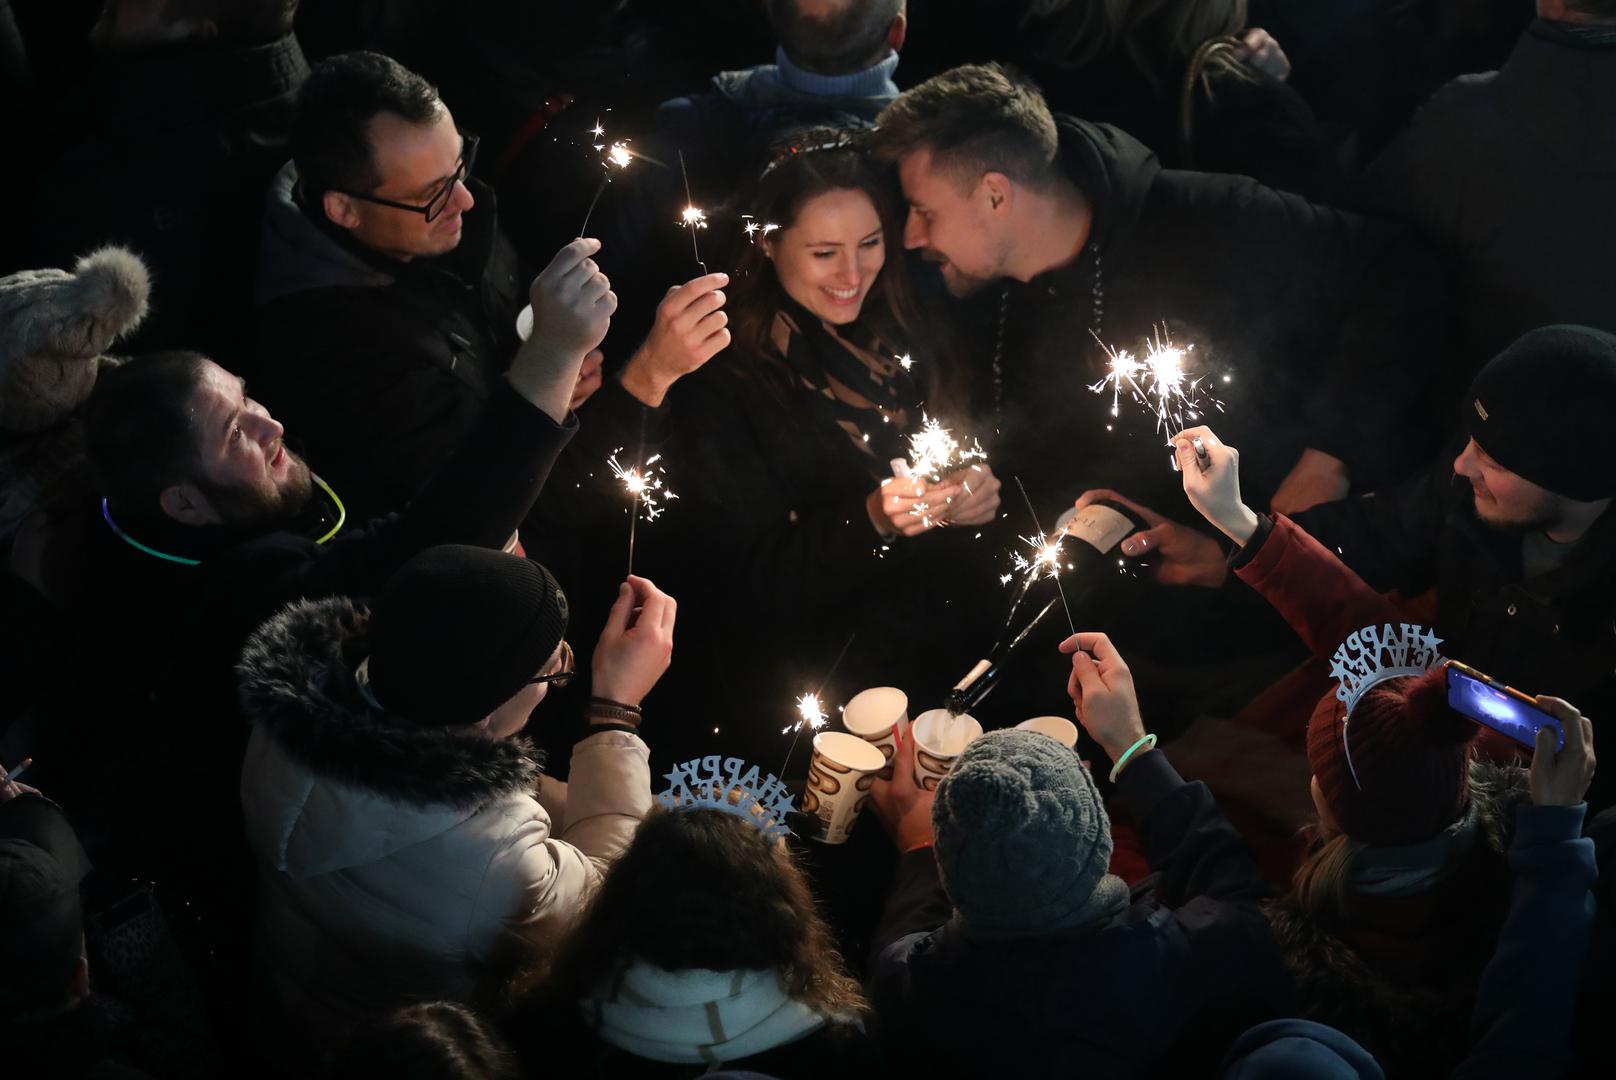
[1528,697,1595,807]
[1445,661,1564,750]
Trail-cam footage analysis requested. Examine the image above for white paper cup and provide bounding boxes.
[843,687,909,781]
[800,732,888,844]
[911,709,983,792]
[516,304,533,342]
[1016,715,1079,750]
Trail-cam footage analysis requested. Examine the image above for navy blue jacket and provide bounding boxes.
[869,751,1291,1078]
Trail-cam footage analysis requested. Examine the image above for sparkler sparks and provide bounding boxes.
[897,353,914,371]
[741,215,781,243]
[608,448,677,575]
[607,450,676,520]
[783,692,829,735]
[904,413,987,482]
[1089,326,1222,435]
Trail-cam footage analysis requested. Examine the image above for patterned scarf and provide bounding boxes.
[767,295,917,474]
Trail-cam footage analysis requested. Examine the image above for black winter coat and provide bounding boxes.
[1295,463,1616,807]
[251,166,527,522]
[1361,20,1616,376]
[977,116,1447,518]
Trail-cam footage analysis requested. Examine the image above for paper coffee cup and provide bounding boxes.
[843,687,909,781]
[800,732,887,844]
[911,709,983,792]
[516,304,533,342]
[1016,715,1079,750]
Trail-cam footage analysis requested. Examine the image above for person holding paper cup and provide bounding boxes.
[865,632,1289,1077]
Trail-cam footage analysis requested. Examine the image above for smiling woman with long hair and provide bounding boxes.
[650,126,1003,766]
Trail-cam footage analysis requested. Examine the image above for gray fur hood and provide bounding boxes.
[237,596,544,866]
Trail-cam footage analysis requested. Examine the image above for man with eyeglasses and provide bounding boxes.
[251,51,647,522]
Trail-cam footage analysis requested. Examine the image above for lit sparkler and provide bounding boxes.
[897,353,914,372]
[676,149,708,274]
[904,413,987,481]
[1088,326,1222,435]
[607,448,677,575]
[783,692,829,736]
[578,120,637,237]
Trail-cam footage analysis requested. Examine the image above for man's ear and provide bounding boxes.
[888,10,908,52]
[158,483,219,527]
[322,191,363,231]
[981,171,1013,215]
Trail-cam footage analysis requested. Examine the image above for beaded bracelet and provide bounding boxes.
[1109,733,1158,783]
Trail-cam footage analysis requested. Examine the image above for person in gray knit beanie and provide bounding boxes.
[932,729,1130,938]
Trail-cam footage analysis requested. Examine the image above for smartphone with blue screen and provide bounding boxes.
[1445,661,1564,751]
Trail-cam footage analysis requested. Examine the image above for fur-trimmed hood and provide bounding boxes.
[237,596,544,876]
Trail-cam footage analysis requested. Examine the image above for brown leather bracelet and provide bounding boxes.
[585,700,642,727]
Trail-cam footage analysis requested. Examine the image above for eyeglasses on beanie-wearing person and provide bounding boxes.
[237,544,674,1075]
[501,806,877,1078]
[863,633,1290,1077]
[1135,415,1599,1074]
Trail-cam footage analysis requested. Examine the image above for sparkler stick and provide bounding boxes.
[676,149,708,274]
[578,125,636,237]
[1013,476,1077,637]
[780,632,859,780]
[607,444,676,576]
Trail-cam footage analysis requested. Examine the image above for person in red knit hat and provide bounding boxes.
[1147,421,1593,1077]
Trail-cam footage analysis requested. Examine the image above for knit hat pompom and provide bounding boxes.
[0,246,150,433]
[932,730,1125,938]
[1307,667,1474,847]
[941,758,1044,833]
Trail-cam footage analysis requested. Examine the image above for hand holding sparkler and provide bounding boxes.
[940,463,1002,526]
[1058,632,1148,766]
[509,239,616,420]
[866,474,963,537]
[619,273,731,408]
[1072,488,1229,588]
[591,576,676,709]
[1171,426,1261,546]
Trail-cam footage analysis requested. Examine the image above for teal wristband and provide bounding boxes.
[1109,733,1158,783]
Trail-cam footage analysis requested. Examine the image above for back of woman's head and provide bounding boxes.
[547,809,863,1014]
[326,1002,517,1080]
[1307,666,1477,848]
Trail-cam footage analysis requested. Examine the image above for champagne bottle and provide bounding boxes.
[945,499,1145,715]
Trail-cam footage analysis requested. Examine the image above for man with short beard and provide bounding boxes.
[1081,324,1616,801]
[67,237,614,711]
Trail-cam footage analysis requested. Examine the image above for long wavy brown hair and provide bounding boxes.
[725,127,967,415]
[512,808,866,1019]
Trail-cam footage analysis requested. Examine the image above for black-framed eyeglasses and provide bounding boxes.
[527,640,574,688]
[338,133,479,222]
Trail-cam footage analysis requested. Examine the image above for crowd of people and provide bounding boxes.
[2,0,1614,1077]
